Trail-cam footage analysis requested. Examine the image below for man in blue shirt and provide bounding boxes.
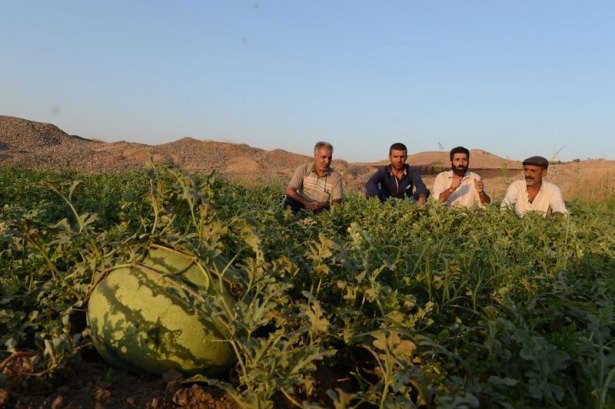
[365,142,429,204]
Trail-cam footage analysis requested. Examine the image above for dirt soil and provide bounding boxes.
[1,354,240,409]
[1,346,358,409]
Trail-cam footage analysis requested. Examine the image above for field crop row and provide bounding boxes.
[1,165,614,408]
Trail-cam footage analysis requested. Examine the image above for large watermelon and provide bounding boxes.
[87,245,237,376]
[141,244,237,308]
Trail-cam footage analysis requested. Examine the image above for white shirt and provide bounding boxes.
[431,170,486,208]
[501,180,568,216]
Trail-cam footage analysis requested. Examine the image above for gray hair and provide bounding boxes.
[314,141,333,153]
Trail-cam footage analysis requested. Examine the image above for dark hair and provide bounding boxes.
[389,142,407,155]
[449,146,470,161]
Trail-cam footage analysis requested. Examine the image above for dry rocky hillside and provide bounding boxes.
[1,115,613,201]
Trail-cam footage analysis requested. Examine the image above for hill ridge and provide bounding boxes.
[0,115,520,169]
[5,115,611,198]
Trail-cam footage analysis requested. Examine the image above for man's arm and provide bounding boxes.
[500,182,517,210]
[286,184,325,212]
[431,173,449,202]
[285,184,308,207]
[365,168,385,201]
[329,173,344,204]
[411,168,429,204]
[473,177,491,205]
[478,190,491,205]
[310,174,344,212]
[285,165,314,210]
[433,172,462,203]
[549,185,568,215]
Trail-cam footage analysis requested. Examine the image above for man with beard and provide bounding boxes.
[365,142,429,205]
[432,146,491,207]
[501,155,567,217]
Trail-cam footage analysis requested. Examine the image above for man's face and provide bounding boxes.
[451,153,469,176]
[523,165,546,187]
[314,147,332,174]
[389,149,407,171]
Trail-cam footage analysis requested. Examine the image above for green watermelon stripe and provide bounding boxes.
[87,262,236,376]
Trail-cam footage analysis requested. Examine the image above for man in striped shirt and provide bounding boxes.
[284,141,344,213]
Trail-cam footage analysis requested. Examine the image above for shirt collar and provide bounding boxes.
[446,169,471,179]
[386,164,408,176]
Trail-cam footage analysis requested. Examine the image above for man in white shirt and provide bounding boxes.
[501,155,568,217]
[431,146,491,208]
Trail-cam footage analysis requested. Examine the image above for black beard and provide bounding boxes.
[452,166,467,176]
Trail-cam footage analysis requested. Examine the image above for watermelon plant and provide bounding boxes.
[1,165,615,408]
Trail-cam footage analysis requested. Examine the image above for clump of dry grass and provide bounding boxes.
[558,169,615,203]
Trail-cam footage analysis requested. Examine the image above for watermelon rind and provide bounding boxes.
[87,262,236,376]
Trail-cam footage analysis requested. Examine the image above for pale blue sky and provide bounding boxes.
[2,1,613,162]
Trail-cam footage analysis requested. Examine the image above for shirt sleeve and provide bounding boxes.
[365,168,385,200]
[431,172,449,200]
[549,184,568,215]
[411,168,429,199]
[288,165,306,190]
[501,182,518,210]
[330,173,344,201]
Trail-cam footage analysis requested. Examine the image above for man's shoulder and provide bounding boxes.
[294,163,313,173]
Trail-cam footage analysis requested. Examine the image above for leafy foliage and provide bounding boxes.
[1,165,615,408]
